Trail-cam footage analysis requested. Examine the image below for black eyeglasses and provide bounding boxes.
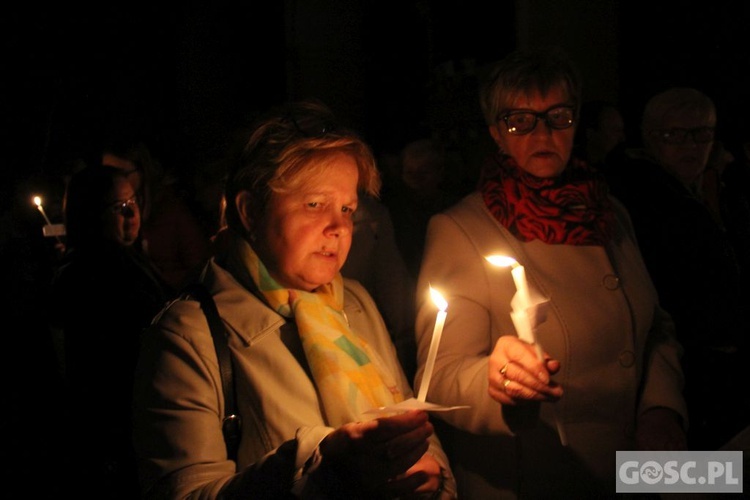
[107,196,139,217]
[656,127,715,145]
[499,105,576,135]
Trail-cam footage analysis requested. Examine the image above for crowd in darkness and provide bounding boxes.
[3,2,750,497]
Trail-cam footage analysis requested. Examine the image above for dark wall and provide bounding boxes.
[5,1,749,189]
[4,1,285,183]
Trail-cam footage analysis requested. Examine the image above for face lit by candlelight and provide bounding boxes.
[247,153,359,292]
[489,87,576,179]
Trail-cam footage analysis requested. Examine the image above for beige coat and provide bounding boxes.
[415,192,687,499]
[133,253,455,498]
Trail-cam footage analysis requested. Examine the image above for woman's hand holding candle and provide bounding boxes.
[487,335,563,405]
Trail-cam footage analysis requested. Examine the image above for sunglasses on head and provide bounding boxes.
[283,110,338,138]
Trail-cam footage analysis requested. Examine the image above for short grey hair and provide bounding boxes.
[640,87,716,143]
[479,46,582,127]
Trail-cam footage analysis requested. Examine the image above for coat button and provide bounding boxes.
[619,350,635,367]
[602,274,620,290]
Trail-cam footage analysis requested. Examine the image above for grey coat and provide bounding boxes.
[415,192,687,499]
[133,248,455,498]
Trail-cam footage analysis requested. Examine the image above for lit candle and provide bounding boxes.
[486,254,568,446]
[417,286,448,402]
[33,196,53,225]
[510,263,531,310]
[486,255,537,349]
[486,255,530,307]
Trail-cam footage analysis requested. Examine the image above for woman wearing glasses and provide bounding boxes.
[605,87,750,452]
[413,47,687,498]
[51,165,172,499]
[132,100,456,499]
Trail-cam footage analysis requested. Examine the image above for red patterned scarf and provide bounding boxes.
[480,153,615,245]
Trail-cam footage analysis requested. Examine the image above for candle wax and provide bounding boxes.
[417,309,447,402]
[511,264,530,308]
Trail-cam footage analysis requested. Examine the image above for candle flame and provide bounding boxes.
[485,255,518,268]
[33,196,43,207]
[429,286,448,312]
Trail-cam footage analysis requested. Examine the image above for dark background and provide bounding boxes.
[4,1,750,198]
[2,2,749,492]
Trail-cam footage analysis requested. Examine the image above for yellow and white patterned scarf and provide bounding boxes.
[230,235,404,425]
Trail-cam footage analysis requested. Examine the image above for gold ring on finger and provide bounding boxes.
[503,378,511,390]
[500,363,509,376]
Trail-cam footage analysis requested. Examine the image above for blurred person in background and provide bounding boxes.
[605,87,750,450]
[51,164,172,498]
[342,192,418,380]
[102,137,211,290]
[382,138,460,280]
[573,99,626,169]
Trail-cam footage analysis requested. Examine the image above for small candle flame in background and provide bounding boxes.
[32,194,66,247]
[33,195,53,225]
[417,285,448,402]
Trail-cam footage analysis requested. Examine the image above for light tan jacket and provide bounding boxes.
[415,192,687,499]
[133,249,456,498]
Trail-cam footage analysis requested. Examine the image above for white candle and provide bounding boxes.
[510,264,531,310]
[33,196,53,225]
[486,255,531,309]
[486,255,541,355]
[486,254,567,446]
[510,264,543,357]
[417,286,448,402]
